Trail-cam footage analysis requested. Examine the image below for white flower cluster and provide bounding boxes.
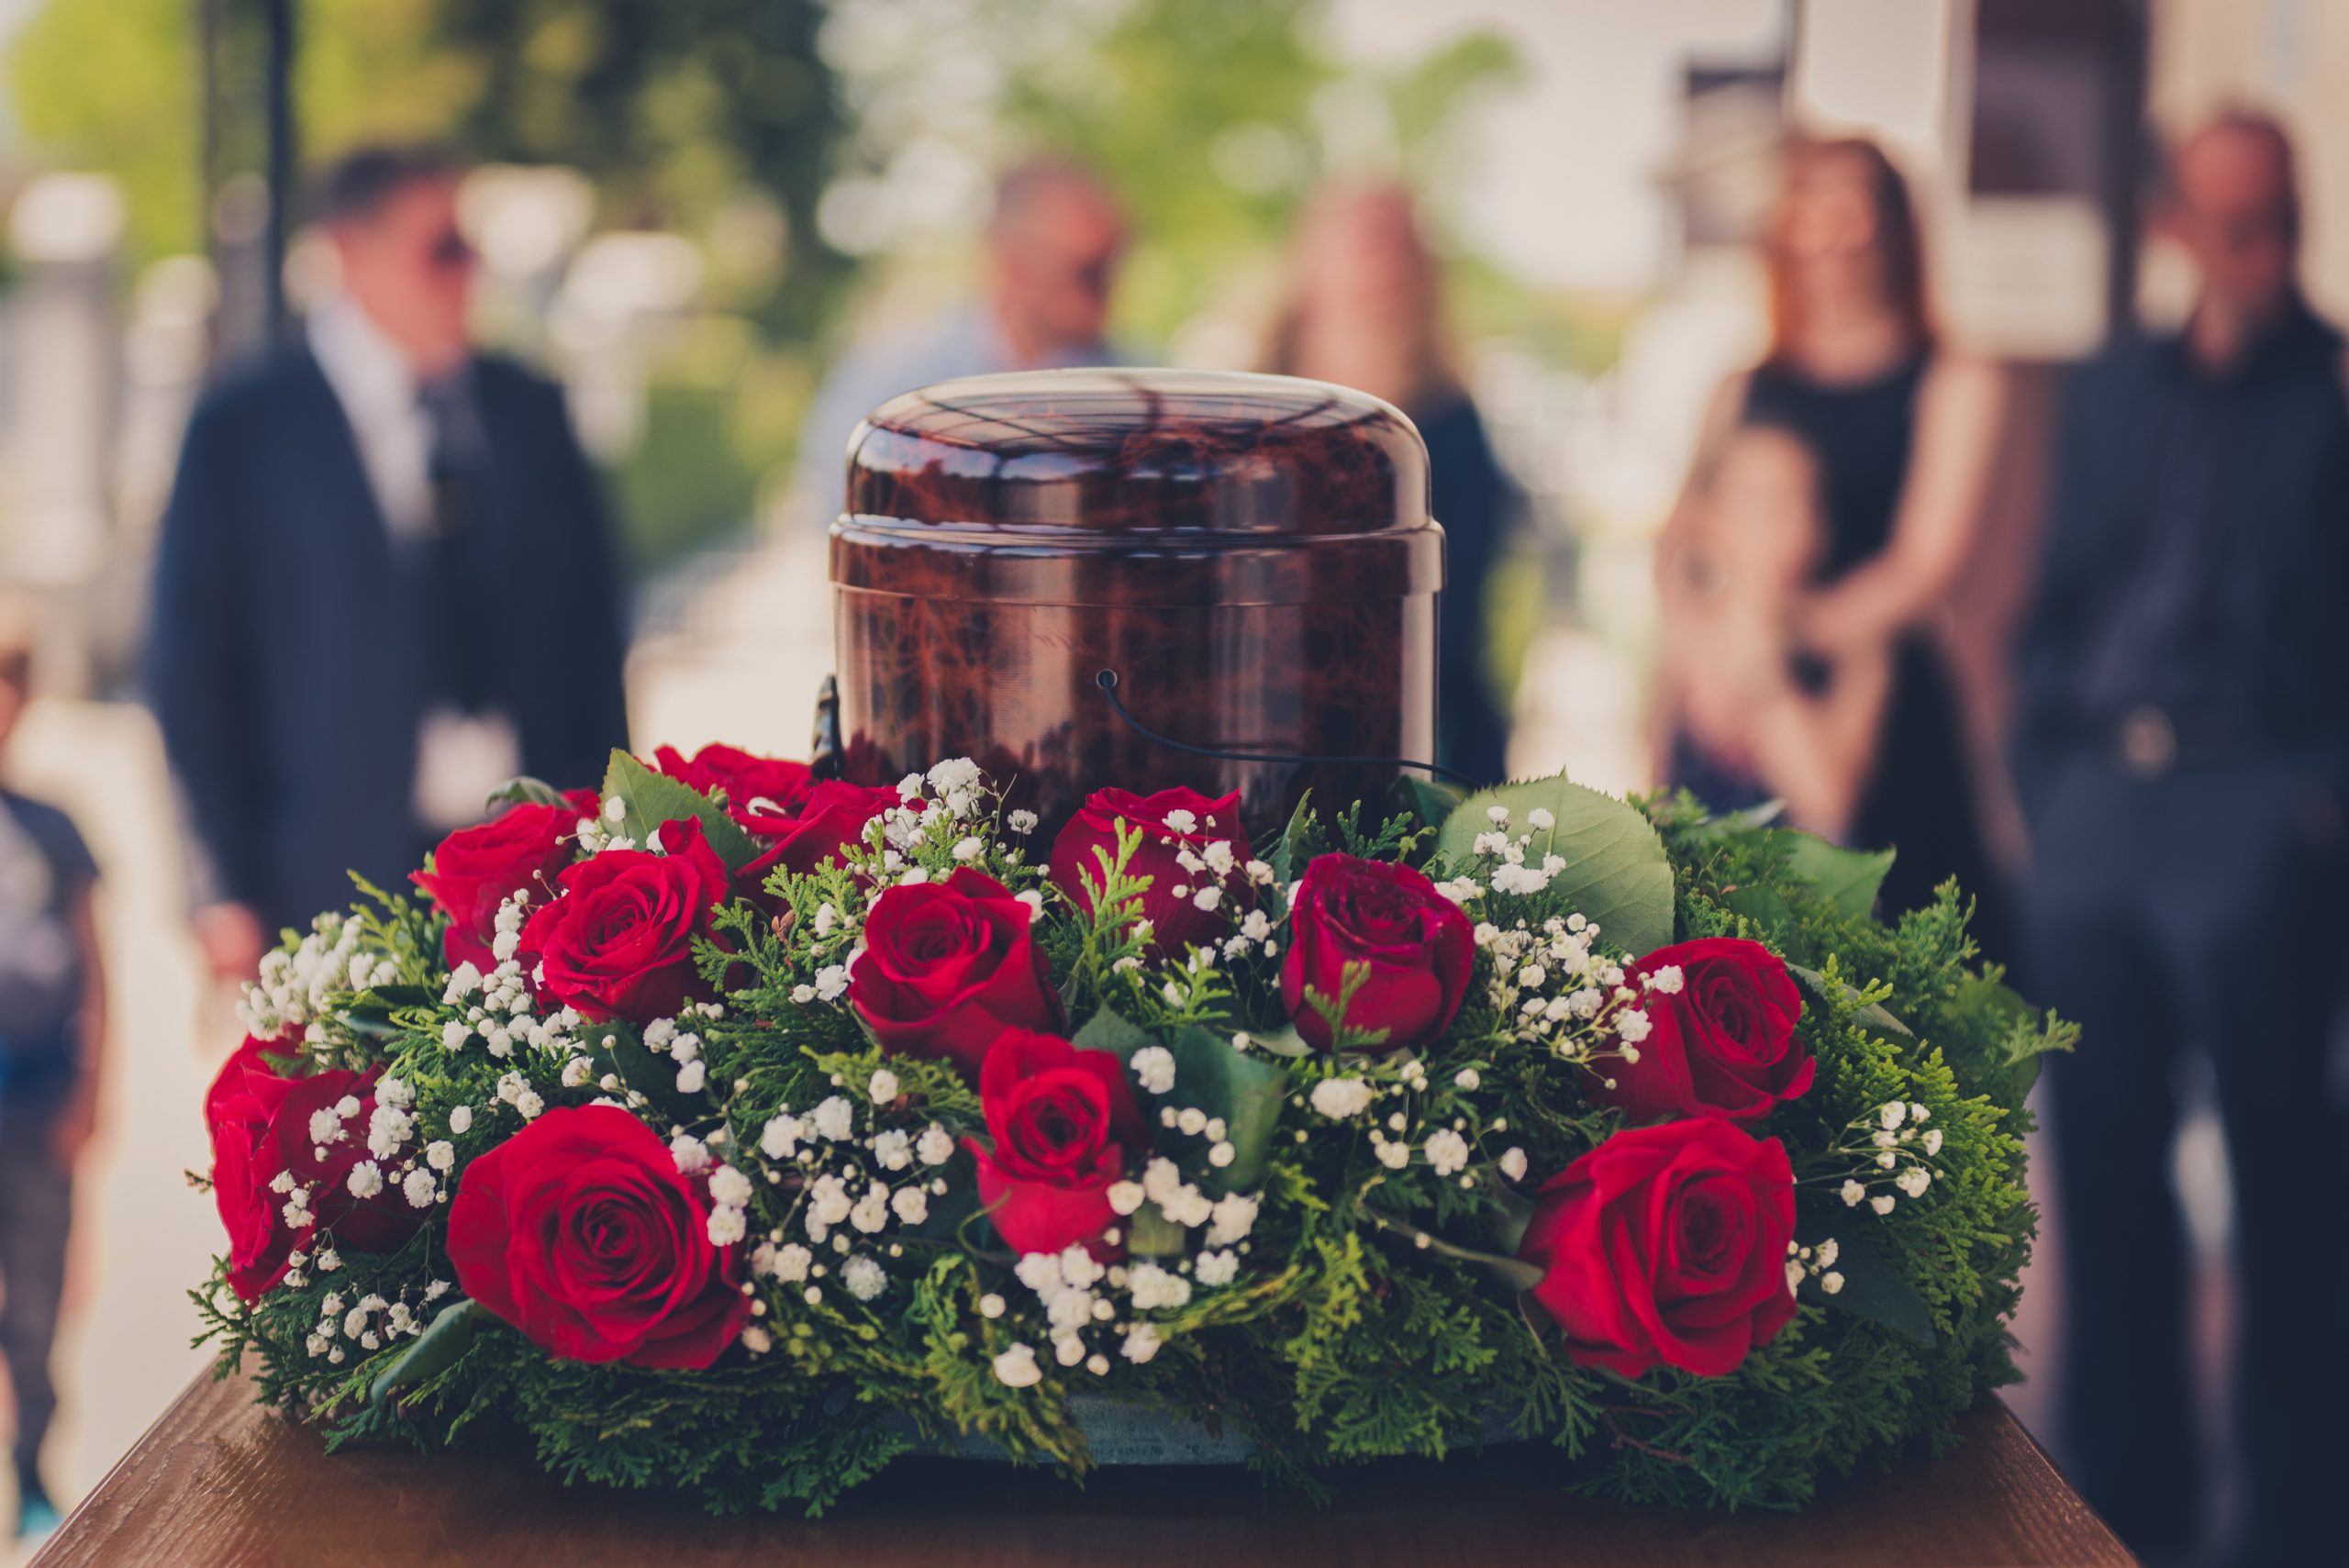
[1308,1062,1504,1187]
[644,1010,725,1095]
[1475,913,1639,1069]
[439,895,584,1062]
[239,914,388,1043]
[1458,804,1568,898]
[742,1071,957,1315]
[985,1163,1258,1385]
[572,794,639,855]
[270,1076,445,1284]
[1784,1236,1844,1296]
[1833,1100,1942,1216]
[303,1278,451,1363]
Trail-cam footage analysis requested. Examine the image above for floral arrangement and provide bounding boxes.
[195,744,2066,1514]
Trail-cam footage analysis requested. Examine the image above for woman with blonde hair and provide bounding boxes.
[1268,182,1518,784]
[1657,137,2010,959]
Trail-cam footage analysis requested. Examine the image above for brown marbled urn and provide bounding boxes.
[829,369,1442,840]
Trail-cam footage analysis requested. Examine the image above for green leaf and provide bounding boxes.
[1787,962,1914,1040]
[1242,1024,1314,1060]
[1073,1010,1286,1193]
[1486,1184,1536,1256]
[1781,834,1895,921]
[484,775,570,812]
[1435,774,1675,958]
[1943,974,2076,1105]
[1794,1218,1935,1346]
[1268,790,1315,886]
[1166,1025,1289,1193]
[1720,884,1794,935]
[367,1299,483,1412]
[600,749,763,873]
[1391,772,1467,831]
[1124,1203,1187,1256]
[1071,1006,1156,1062]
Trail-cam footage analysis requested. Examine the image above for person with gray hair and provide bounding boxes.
[2015,109,2349,1565]
[795,157,1129,522]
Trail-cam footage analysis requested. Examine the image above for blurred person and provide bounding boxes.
[1267,182,1517,784]
[149,146,629,980]
[1650,424,1892,838]
[0,596,106,1546]
[2014,111,2349,1566]
[1658,136,2009,958]
[797,157,1128,520]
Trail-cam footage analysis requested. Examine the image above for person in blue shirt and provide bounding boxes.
[0,598,107,1545]
[795,158,1130,524]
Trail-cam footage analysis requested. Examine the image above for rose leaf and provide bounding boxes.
[1433,774,1675,958]
[1786,962,1914,1040]
[1167,1025,1289,1194]
[1779,833,1897,922]
[484,774,569,812]
[600,749,764,872]
[1793,1218,1936,1346]
[366,1298,483,1415]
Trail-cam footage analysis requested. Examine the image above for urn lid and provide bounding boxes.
[842,367,1430,534]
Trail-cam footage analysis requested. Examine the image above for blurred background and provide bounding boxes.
[0,1,2335,1563]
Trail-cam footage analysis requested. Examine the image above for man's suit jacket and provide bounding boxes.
[148,344,629,933]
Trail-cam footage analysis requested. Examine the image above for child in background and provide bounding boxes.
[1651,423,1891,839]
[0,597,106,1545]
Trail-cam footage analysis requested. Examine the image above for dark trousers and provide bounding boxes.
[2023,752,2348,1564]
[0,1103,72,1485]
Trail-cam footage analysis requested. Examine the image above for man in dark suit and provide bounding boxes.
[150,147,629,980]
[2016,113,2349,1567]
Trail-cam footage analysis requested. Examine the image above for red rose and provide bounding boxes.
[205,1035,418,1302]
[447,1105,752,1369]
[849,867,1062,1077]
[412,798,588,971]
[518,817,732,1022]
[964,1028,1147,1256]
[1518,1118,1799,1379]
[1595,939,1810,1124]
[1280,853,1475,1052]
[741,779,906,895]
[654,742,814,835]
[1048,785,1253,957]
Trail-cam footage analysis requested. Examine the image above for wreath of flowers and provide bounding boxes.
[194,744,2068,1514]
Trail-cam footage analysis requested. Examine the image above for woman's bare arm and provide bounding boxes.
[1738,648,1892,840]
[1654,373,1752,611]
[51,881,107,1167]
[1802,355,2008,653]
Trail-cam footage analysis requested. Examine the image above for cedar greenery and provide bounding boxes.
[195,768,2065,1516]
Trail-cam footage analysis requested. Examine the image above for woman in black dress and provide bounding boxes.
[1657,137,2012,963]
[1269,183,1518,786]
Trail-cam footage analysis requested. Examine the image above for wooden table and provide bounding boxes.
[32,1371,2132,1568]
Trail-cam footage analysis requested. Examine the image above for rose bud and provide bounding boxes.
[1280,852,1475,1052]
[1048,785,1252,956]
[963,1028,1148,1257]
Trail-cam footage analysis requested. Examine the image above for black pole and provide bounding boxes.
[263,0,296,340]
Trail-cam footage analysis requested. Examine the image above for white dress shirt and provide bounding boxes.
[307,295,521,831]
